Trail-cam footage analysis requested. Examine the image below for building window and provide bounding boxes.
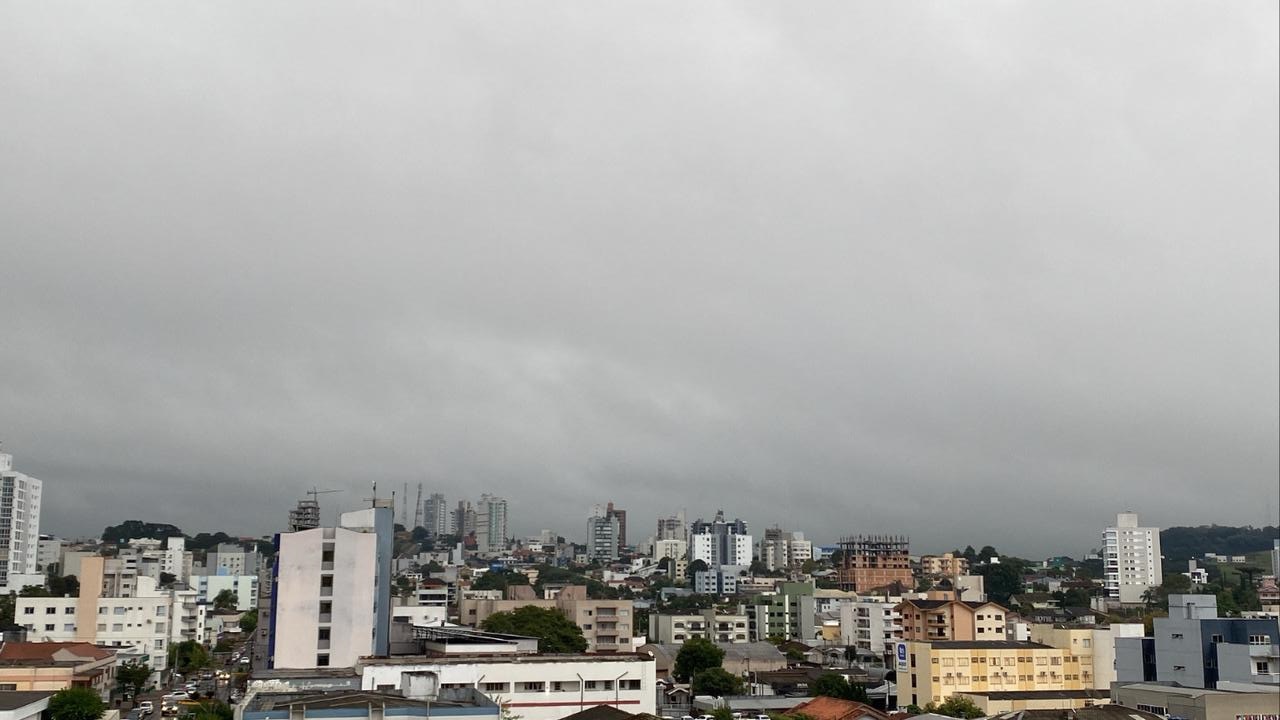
[63,607,74,614]
[320,575,334,589]
[521,682,544,692]
[45,607,56,615]
[1250,635,1272,645]
[482,682,508,693]
[316,654,330,667]
[23,608,33,615]
[44,624,54,631]
[1211,634,1224,643]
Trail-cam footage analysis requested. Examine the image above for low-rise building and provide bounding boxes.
[897,589,1007,643]
[1110,681,1280,720]
[14,557,204,682]
[899,640,1091,710]
[193,574,258,611]
[920,553,969,578]
[648,611,750,644]
[459,585,634,652]
[356,654,655,720]
[0,691,54,720]
[0,643,117,699]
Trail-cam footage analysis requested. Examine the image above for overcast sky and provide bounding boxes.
[2,2,1276,559]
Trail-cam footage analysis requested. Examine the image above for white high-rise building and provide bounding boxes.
[0,450,43,593]
[475,494,508,554]
[586,508,620,562]
[1103,511,1163,604]
[424,493,451,536]
[269,505,394,669]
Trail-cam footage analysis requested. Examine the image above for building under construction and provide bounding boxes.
[836,534,912,593]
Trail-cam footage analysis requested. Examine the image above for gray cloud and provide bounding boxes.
[2,1,1276,558]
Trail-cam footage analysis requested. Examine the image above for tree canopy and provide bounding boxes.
[49,687,106,720]
[921,695,984,718]
[691,667,742,697]
[480,606,587,653]
[117,660,151,698]
[810,673,868,703]
[240,611,258,634]
[101,521,184,544]
[212,589,239,611]
[674,637,724,682]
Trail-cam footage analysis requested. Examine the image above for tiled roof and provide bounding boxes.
[785,696,890,720]
[0,642,115,663]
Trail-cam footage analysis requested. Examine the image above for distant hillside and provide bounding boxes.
[1161,525,1279,566]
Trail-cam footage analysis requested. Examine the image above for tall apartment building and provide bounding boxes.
[193,573,258,611]
[424,493,452,536]
[760,528,813,572]
[1103,511,1163,604]
[836,535,912,593]
[268,505,394,669]
[453,501,476,539]
[15,556,205,683]
[656,511,686,542]
[474,495,508,554]
[36,535,65,573]
[0,450,43,593]
[746,582,817,642]
[586,509,620,563]
[288,498,321,532]
[688,510,752,567]
[604,502,626,551]
[162,536,190,583]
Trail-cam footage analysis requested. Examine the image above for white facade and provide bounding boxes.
[0,451,42,591]
[587,512,620,562]
[839,598,903,657]
[689,533,752,567]
[36,537,65,573]
[162,537,188,583]
[652,539,686,562]
[15,567,204,681]
[1103,511,1163,604]
[475,495,508,554]
[761,531,812,572]
[1090,622,1145,689]
[202,542,260,577]
[195,574,258,611]
[357,656,655,720]
[424,493,452,536]
[269,506,393,669]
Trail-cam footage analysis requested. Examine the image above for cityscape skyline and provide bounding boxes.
[2,2,1277,561]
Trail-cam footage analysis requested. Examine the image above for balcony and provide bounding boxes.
[1249,645,1280,659]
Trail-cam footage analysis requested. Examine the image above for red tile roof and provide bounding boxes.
[0,642,115,663]
[787,696,890,720]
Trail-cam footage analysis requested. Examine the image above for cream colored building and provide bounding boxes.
[459,585,633,652]
[1029,622,1144,690]
[900,640,1092,710]
[648,610,751,644]
[897,590,1007,642]
[920,553,970,577]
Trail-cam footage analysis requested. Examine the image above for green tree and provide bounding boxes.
[976,563,1023,604]
[471,569,530,593]
[0,591,14,626]
[691,667,742,697]
[686,559,709,581]
[239,611,258,634]
[49,687,106,720]
[424,560,445,573]
[923,695,984,719]
[117,660,151,699]
[810,673,854,699]
[168,640,210,673]
[674,637,724,682]
[480,606,587,653]
[19,585,51,597]
[212,589,239,611]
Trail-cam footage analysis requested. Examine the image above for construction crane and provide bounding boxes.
[413,483,424,530]
[308,487,343,502]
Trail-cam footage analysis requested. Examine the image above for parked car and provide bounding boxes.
[138,701,153,715]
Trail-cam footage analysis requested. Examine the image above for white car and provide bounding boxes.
[137,701,154,715]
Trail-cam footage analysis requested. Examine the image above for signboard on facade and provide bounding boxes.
[895,641,909,671]
[1235,715,1280,720]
